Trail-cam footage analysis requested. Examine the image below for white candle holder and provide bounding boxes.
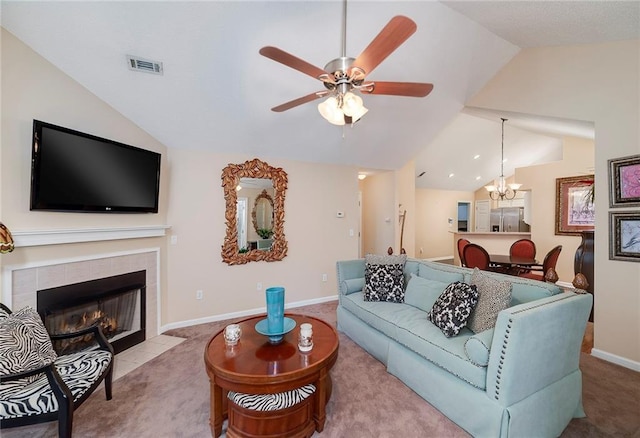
[224,323,241,346]
[298,323,313,352]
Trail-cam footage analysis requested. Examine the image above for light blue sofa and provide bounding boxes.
[336,258,593,438]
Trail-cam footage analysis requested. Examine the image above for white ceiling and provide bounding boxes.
[2,1,638,191]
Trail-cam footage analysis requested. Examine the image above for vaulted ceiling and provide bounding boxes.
[2,1,638,191]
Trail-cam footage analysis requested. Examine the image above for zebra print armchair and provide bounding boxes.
[0,303,114,438]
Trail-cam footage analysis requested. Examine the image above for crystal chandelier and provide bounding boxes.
[485,118,521,200]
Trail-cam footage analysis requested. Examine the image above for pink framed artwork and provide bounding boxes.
[555,175,595,236]
[609,155,640,208]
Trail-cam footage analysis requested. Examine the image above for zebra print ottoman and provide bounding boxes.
[227,384,316,411]
[226,384,317,438]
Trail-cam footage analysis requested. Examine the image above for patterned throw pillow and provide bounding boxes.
[467,268,512,333]
[0,306,57,378]
[364,254,407,303]
[428,282,479,337]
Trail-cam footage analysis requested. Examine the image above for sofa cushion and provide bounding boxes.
[464,328,494,366]
[418,263,465,284]
[428,282,479,337]
[341,291,489,389]
[341,292,419,340]
[509,277,562,305]
[467,268,512,333]
[0,307,57,379]
[342,278,365,295]
[404,274,448,313]
[364,254,407,303]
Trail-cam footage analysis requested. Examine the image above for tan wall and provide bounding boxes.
[469,40,640,365]
[396,161,416,257]
[1,29,170,320]
[165,148,359,323]
[1,29,169,230]
[361,171,395,255]
[416,188,475,259]
[1,28,360,327]
[516,137,595,283]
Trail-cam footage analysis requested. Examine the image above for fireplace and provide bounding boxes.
[37,270,146,355]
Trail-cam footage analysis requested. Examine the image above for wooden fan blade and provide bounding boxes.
[271,91,329,112]
[351,16,417,77]
[260,46,331,81]
[360,81,434,97]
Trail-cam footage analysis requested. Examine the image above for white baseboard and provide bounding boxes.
[591,348,640,372]
[160,295,338,333]
[424,256,454,262]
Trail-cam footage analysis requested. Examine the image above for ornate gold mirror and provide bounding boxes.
[252,190,274,237]
[221,158,287,265]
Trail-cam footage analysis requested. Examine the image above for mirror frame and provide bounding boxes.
[252,189,275,235]
[221,158,288,265]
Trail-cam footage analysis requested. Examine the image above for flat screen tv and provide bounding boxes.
[30,120,161,213]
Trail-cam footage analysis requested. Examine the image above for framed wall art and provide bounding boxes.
[609,154,640,207]
[609,211,640,262]
[555,175,595,236]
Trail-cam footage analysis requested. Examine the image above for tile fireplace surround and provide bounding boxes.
[2,249,160,341]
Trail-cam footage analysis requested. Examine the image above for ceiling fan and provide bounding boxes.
[259,1,434,125]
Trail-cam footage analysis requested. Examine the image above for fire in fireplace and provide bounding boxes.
[37,271,146,355]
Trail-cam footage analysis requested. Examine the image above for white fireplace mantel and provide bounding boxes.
[12,225,171,247]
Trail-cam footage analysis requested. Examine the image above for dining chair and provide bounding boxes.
[518,245,563,283]
[510,239,537,259]
[509,238,537,275]
[464,243,511,274]
[457,238,470,267]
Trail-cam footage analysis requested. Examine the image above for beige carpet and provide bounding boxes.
[3,301,639,437]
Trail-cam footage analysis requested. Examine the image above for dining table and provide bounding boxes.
[489,254,539,276]
[489,254,538,267]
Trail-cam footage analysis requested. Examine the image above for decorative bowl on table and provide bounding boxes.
[255,317,296,344]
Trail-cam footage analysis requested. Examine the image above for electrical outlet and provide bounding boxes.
[170,235,178,245]
[322,273,328,282]
[196,290,203,300]
[257,282,262,291]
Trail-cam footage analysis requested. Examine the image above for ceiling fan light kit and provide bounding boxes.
[485,118,521,200]
[259,0,433,125]
[317,91,368,125]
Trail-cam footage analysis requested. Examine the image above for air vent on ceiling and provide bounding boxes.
[126,55,163,75]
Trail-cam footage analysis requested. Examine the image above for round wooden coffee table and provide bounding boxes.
[204,314,339,438]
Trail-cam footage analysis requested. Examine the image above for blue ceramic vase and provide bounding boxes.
[265,286,285,333]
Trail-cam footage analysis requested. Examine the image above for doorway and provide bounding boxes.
[475,200,491,232]
[236,197,248,251]
[457,202,471,232]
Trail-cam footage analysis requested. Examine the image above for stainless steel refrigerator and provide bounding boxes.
[490,207,530,232]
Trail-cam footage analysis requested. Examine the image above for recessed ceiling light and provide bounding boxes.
[358,173,367,180]
[503,158,508,163]
[473,155,480,160]
[476,176,481,180]
[448,173,454,178]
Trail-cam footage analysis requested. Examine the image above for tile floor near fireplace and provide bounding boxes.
[112,334,185,380]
